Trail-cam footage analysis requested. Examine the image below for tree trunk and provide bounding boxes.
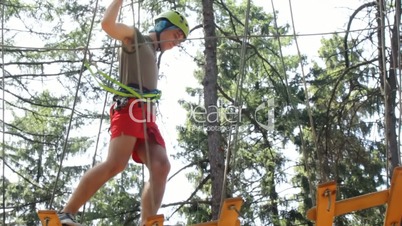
[387,0,400,175]
[202,0,225,220]
[377,0,400,178]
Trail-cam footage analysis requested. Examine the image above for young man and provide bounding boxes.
[57,0,189,225]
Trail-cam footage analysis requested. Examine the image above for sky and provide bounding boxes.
[1,0,366,224]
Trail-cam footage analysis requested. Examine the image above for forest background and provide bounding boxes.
[1,0,401,225]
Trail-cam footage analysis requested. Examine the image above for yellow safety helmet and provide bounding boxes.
[154,10,190,38]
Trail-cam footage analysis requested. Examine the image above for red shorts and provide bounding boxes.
[109,98,166,163]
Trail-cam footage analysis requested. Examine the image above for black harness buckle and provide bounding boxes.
[113,96,129,111]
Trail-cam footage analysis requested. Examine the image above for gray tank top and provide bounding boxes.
[119,28,158,90]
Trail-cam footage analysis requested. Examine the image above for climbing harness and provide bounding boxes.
[86,62,162,101]
[112,84,161,110]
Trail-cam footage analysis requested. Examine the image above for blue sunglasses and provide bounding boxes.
[154,19,178,33]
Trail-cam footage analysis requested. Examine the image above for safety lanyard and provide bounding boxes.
[86,62,162,101]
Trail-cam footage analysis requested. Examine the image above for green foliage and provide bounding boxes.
[3,91,92,224]
[176,1,302,225]
[291,32,388,224]
[176,1,395,225]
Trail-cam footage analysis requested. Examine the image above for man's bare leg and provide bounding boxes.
[62,135,137,213]
[137,143,170,225]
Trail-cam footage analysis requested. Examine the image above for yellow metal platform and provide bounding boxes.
[37,197,244,226]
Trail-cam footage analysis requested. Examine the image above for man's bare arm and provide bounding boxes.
[101,0,135,41]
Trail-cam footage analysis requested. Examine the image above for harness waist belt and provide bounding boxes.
[115,83,161,100]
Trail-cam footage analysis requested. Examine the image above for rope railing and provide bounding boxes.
[220,0,251,214]
[1,1,6,225]
[48,0,100,210]
[0,25,391,52]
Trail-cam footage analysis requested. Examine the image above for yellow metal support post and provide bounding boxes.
[315,181,336,226]
[218,197,243,226]
[37,210,62,226]
[193,197,243,226]
[192,220,218,226]
[383,166,402,226]
[144,214,164,226]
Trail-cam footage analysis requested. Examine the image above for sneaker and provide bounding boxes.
[57,212,82,226]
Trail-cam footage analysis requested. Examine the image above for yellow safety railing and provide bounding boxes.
[307,166,402,226]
